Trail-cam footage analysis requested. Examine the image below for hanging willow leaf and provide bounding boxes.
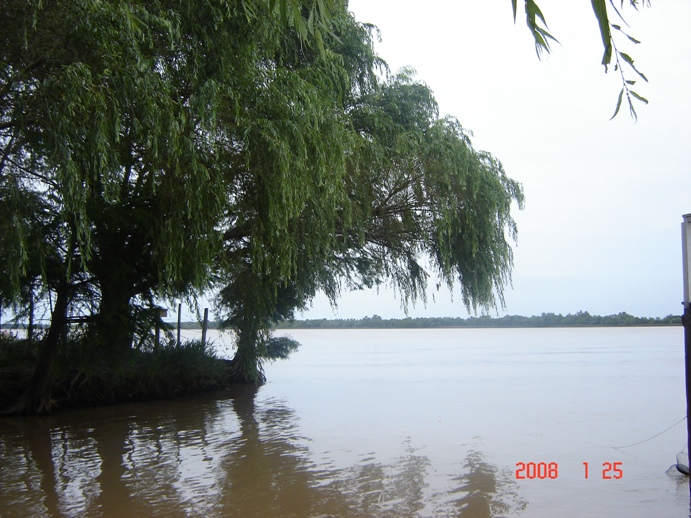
[316,0,330,24]
[610,88,624,119]
[620,52,649,82]
[517,1,649,119]
[292,0,308,40]
[240,0,256,21]
[628,97,638,121]
[612,24,641,44]
[314,27,325,55]
[630,90,648,104]
[524,0,559,57]
[278,0,287,26]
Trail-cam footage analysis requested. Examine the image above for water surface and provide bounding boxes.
[0,327,687,516]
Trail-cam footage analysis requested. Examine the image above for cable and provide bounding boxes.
[613,416,687,450]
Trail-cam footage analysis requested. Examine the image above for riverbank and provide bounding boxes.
[0,336,235,415]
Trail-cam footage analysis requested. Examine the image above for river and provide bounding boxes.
[0,327,688,517]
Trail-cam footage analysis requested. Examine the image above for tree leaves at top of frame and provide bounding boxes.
[514,0,651,120]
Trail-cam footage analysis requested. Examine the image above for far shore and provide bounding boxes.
[3,312,681,334]
[180,312,681,330]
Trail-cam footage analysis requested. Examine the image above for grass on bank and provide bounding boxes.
[0,332,231,413]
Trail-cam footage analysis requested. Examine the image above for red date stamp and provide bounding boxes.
[583,461,623,479]
[515,462,559,479]
[515,461,623,479]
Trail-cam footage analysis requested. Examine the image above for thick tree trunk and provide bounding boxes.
[10,283,70,414]
[228,328,266,385]
[91,280,135,356]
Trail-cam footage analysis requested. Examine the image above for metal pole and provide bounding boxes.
[681,215,691,494]
[684,307,691,474]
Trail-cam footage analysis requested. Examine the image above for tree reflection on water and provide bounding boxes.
[449,451,528,517]
[0,388,527,517]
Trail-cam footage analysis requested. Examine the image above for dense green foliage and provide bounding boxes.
[1,0,526,411]
[277,312,681,329]
[207,11,524,382]
[1,0,247,411]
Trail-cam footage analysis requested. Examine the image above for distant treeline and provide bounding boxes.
[3,312,680,332]
[274,311,682,329]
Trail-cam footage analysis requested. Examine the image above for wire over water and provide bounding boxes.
[612,416,687,450]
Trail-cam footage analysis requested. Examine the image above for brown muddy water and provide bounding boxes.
[0,327,688,517]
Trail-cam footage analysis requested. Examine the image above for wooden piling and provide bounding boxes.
[201,308,209,346]
[27,290,34,344]
[177,303,182,347]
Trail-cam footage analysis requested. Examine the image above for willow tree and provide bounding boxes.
[213,6,375,382]
[2,0,525,404]
[1,0,245,412]
[342,71,524,310]
[214,0,649,387]
[1,0,372,410]
[215,13,524,383]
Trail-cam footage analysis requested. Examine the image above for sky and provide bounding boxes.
[299,0,691,320]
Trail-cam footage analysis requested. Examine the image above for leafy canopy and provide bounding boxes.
[2,0,524,389]
[214,12,524,382]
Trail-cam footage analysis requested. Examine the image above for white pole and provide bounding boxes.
[683,214,691,308]
[682,214,691,485]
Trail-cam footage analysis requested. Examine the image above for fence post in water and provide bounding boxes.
[201,308,209,347]
[681,214,691,489]
[155,307,168,350]
[27,289,34,344]
[177,303,182,347]
[155,317,160,350]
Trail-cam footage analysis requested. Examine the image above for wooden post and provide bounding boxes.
[201,308,209,347]
[155,316,160,350]
[27,289,34,344]
[177,303,182,347]
[155,307,168,350]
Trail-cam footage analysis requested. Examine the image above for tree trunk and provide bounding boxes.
[91,280,135,356]
[9,283,70,414]
[228,327,266,385]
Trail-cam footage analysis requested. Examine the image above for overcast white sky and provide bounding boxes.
[300,0,691,320]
